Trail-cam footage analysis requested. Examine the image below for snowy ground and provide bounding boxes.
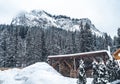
[0,62,119,84]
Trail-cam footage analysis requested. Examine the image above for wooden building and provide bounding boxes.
[48,50,111,78]
[113,48,120,66]
[113,48,120,60]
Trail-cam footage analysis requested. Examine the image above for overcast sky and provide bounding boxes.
[0,0,120,37]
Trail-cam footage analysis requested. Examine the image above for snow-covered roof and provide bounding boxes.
[48,50,112,59]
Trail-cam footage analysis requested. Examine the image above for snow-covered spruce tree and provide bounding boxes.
[26,26,44,65]
[0,26,9,67]
[116,28,120,48]
[103,33,113,50]
[79,22,94,52]
[106,59,119,82]
[92,60,98,84]
[92,58,108,84]
[77,59,86,84]
[113,28,120,50]
[41,28,47,61]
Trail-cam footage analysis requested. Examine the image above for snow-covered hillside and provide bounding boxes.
[11,10,103,36]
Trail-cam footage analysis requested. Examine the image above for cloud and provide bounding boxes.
[0,0,120,36]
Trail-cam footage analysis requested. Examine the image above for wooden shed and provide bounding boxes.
[48,50,111,78]
[113,48,120,60]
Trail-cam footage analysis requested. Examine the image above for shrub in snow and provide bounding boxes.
[92,58,108,84]
[77,59,86,84]
[106,59,119,82]
[117,68,120,80]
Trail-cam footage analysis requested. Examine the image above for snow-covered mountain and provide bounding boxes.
[11,10,103,36]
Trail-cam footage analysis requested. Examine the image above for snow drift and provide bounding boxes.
[0,62,77,84]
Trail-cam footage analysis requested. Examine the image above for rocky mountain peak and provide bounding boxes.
[11,10,103,36]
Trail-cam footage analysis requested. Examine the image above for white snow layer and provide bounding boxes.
[0,62,77,84]
[0,62,118,84]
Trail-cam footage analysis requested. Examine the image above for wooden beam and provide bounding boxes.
[64,60,72,69]
[73,58,76,70]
